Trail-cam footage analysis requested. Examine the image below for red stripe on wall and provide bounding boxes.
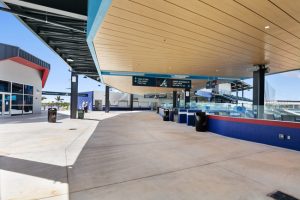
[9,57,49,88]
[208,115,300,129]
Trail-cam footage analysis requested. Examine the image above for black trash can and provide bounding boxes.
[78,109,85,119]
[163,109,169,121]
[48,108,57,123]
[157,107,160,114]
[195,112,208,132]
[169,110,174,122]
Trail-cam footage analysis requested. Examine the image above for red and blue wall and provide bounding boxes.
[208,115,300,151]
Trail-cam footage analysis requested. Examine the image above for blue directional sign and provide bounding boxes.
[132,76,191,89]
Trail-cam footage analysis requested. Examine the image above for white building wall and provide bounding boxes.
[217,83,231,95]
[0,60,42,113]
[93,91,159,107]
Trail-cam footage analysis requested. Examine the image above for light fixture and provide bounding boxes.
[264,25,270,29]
[66,58,74,62]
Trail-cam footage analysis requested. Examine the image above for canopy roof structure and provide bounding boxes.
[2,0,99,81]
[231,80,252,92]
[89,0,300,94]
[0,43,50,87]
[2,0,300,95]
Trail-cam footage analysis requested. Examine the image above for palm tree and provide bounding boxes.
[55,96,61,102]
[55,96,62,110]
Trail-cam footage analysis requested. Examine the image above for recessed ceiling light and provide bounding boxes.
[67,58,74,62]
[265,25,270,29]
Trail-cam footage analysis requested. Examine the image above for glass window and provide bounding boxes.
[11,105,23,115]
[11,94,23,105]
[24,95,33,105]
[24,85,33,95]
[12,83,23,94]
[0,80,10,92]
[23,106,33,114]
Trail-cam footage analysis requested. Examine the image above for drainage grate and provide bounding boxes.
[268,191,299,200]
[69,128,77,130]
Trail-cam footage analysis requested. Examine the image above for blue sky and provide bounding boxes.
[0,9,105,95]
[0,9,300,101]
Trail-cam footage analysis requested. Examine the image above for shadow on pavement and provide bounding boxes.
[0,111,127,199]
[0,111,70,124]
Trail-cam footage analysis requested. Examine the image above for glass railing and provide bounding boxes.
[160,102,300,123]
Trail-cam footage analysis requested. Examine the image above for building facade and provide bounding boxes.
[0,43,50,116]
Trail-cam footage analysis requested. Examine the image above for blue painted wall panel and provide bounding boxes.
[178,109,187,123]
[208,118,300,151]
[186,110,201,126]
[78,91,94,111]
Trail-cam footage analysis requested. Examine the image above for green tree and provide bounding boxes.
[55,96,62,102]
[55,96,63,110]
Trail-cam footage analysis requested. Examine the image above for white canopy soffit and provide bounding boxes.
[92,0,300,94]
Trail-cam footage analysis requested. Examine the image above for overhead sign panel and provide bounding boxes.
[132,76,191,89]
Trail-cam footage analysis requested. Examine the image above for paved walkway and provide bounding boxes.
[1,111,300,200]
[68,112,300,200]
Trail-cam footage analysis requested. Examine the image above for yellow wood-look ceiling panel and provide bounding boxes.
[94,0,300,93]
[270,0,300,23]
[199,0,300,51]
[235,0,300,39]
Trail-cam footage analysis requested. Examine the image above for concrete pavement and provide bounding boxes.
[1,111,300,200]
[68,112,300,200]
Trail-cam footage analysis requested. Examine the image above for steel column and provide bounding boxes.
[184,89,190,109]
[253,65,267,118]
[70,72,78,119]
[130,94,134,111]
[236,89,238,104]
[173,91,177,108]
[242,89,244,107]
[105,85,110,113]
